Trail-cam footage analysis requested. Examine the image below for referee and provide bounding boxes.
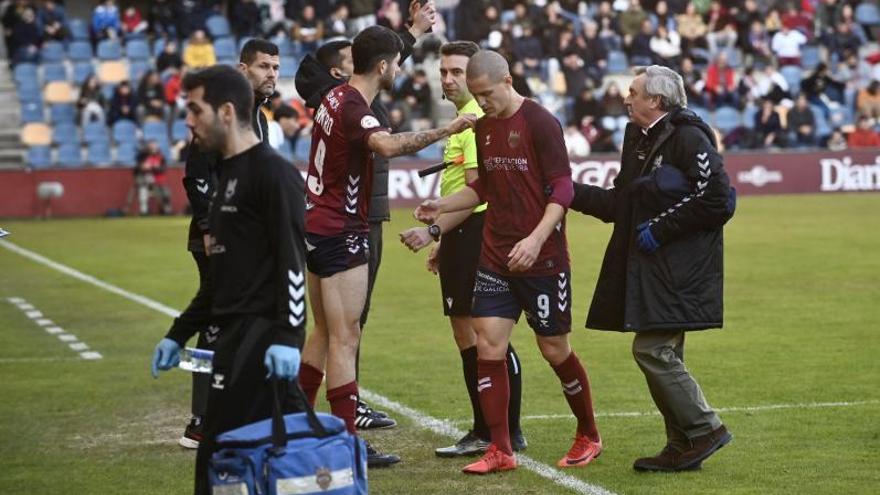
[400,41,525,457]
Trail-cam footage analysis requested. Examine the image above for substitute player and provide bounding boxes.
[414,50,602,474]
[299,25,476,467]
[399,40,526,457]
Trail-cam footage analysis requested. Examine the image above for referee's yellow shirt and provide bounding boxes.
[440,98,487,213]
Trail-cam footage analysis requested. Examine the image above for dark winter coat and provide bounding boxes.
[570,107,735,332]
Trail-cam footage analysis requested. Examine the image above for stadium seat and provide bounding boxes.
[780,66,802,96]
[13,63,38,86]
[714,107,742,133]
[607,51,628,74]
[217,57,237,66]
[279,57,298,78]
[723,48,742,68]
[50,103,76,124]
[42,62,68,83]
[294,136,310,161]
[115,141,138,166]
[21,123,52,146]
[238,37,255,52]
[87,142,113,166]
[52,122,79,145]
[73,62,95,85]
[112,120,138,144]
[742,105,759,129]
[83,121,110,144]
[277,39,296,57]
[206,15,231,38]
[27,145,52,168]
[57,143,83,168]
[17,84,42,103]
[152,37,166,57]
[20,102,45,123]
[171,119,189,142]
[143,121,169,144]
[214,37,237,60]
[97,39,122,60]
[801,45,821,70]
[612,129,625,148]
[600,115,618,131]
[97,61,128,84]
[68,41,93,62]
[129,60,151,86]
[40,41,65,63]
[691,105,712,125]
[69,18,89,40]
[44,81,75,104]
[856,3,880,26]
[125,39,150,60]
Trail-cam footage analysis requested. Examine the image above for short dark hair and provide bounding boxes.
[274,104,299,121]
[352,26,403,75]
[240,38,279,65]
[316,39,352,70]
[183,65,253,126]
[440,40,479,59]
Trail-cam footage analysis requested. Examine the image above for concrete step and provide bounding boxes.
[0,149,24,164]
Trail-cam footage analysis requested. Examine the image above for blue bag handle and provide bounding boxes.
[270,380,330,451]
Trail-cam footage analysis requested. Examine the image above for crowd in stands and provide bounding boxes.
[7,0,880,171]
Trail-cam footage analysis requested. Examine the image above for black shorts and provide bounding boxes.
[305,232,370,278]
[439,212,484,316]
[471,267,572,336]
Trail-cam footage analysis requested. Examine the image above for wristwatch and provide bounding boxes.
[428,224,441,242]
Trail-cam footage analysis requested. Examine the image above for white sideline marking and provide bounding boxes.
[17,303,35,310]
[25,310,43,318]
[35,318,54,326]
[45,326,64,334]
[7,297,25,304]
[69,343,89,351]
[2,239,618,495]
[58,334,78,342]
[0,357,81,363]
[361,390,616,495]
[6,293,101,360]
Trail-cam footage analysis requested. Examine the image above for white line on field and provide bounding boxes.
[0,357,83,363]
[1,239,617,495]
[6,294,102,360]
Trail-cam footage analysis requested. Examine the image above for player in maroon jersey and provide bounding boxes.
[297,25,476,467]
[415,50,602,474]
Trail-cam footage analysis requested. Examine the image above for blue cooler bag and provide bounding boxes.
[208,383,368,495]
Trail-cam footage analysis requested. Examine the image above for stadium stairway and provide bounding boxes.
[0,63,25,169]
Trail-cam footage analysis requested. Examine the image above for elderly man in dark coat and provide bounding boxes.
[570,65,736,472]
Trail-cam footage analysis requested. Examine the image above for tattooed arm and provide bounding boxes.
[368,113,477,158]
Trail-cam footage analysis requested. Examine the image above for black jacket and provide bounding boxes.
[571,107,735,332]
[208,142,307,348]
[294,30,416,223]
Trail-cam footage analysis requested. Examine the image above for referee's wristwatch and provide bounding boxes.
[428,224,441,242]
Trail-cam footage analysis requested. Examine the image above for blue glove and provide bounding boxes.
[151,338,181,378]
[264,345,301,381]
[636,222,661,253]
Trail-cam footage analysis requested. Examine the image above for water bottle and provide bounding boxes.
[179,347,214,374]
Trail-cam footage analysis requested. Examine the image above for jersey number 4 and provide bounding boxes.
[307,139,327,196]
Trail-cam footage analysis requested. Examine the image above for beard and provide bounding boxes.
[194,119,227,152]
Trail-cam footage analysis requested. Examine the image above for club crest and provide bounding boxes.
[224,179,238,202]
[508,130,521,148]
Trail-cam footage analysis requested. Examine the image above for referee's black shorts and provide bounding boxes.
[438,211,484,317]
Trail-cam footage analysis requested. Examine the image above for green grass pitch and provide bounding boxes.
[1,193,878,494]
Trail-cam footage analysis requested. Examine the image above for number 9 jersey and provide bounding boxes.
[305,83,388,236]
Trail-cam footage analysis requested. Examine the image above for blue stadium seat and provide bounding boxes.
[217,57,238,66]
[691,105,712,125]
[126,39,150,60]
[27,146,52,168]
[116,141,138,166]
[607,51,628,74]
[801,45,821,70]
[171,119,189,142]
[143,121,169,144]
[780,66,802,96]
[600,115,618,131]
[112,120,138,144]
[52,122,79,145]
[20,102,45,123]
[152,37,166,57]
[18,84,42,103]
[416,142,442,160]
[40,41,65,63]
[238,37,255,52]
[69,19,89,40]
[87,142,113,166]
[83,122,110,144]
[73,62,95,85]
[277,139,294,161]
[42,62,68,83]
[279,57,298,78]
[214,37,237,60]
[50,104,76,124]
[206,15,231,38]
[856,3,880,26]
[612,129,626,148]
[101,83,118,102]
[57,144,83,168]
[294,136,311,161]
[723,48,742,68]
[129,60,151,86]
[97,39,122,60]
[742,105,759,129]
[714,107,742,133]
[68,41,93,62]
[277,39,296,57]
[14,63,38,86]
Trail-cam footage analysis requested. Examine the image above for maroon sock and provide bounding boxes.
[477,358,512,455]
[551,352,600,442]
[297,363,324,408]
[327,381,359,434]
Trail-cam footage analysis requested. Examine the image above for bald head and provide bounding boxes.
[466,50,510,84]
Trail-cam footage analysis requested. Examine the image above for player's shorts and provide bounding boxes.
[305,232,370,278]
[471,267,572,336]
[438,212,484,316]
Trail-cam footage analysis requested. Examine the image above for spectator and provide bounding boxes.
[561,50,589,99]
[231,0,261,39]
[573,87,603,125]
[582,20,608,87]
[815,0,842,43]
[2,0,29,61]
[148,0,177,39]
[348,0,378,33]
[780,3,812,39]
[627,19,655,66]
[827,22,860,62]
[600,81,627,118]
[183,30,216,69]
[510,59,533,98]
[273,104,303,153]
[91,0,121,42]
[732,0,762,51]
[706,1,737,54]
[788,94,816,147]
[128,140,171,215]
[108,80,137,125]
[755,63,791,104]
[563,119,591,159]
[704,51,738,108]
[650,1,676,32]
[388,106,412,134]
[827,129,848,150]
[377,0,404,31]
[676,2,708,55]
[512,22,543,77]
[680,57,706,106]
[77,74,107,126]
[857,80,880,121]
[10,7,41,66]
[771,23,807,66]
[137,70,167,122]
[619,1,648,41]
[847,115,880,148]
[837,51,872,92]
[649,24,682,68]
[292,4,323,55]
[396,68,432,120]
[38,1,69,42]
[800,63,845,115]
[156,40,183,74]
[121,6,148,38]
[753,98,785,148]
[746,20,772,67]
[597,2,623,51]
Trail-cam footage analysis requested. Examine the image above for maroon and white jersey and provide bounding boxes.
[470,99,571,277]
[305,83,386,236]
